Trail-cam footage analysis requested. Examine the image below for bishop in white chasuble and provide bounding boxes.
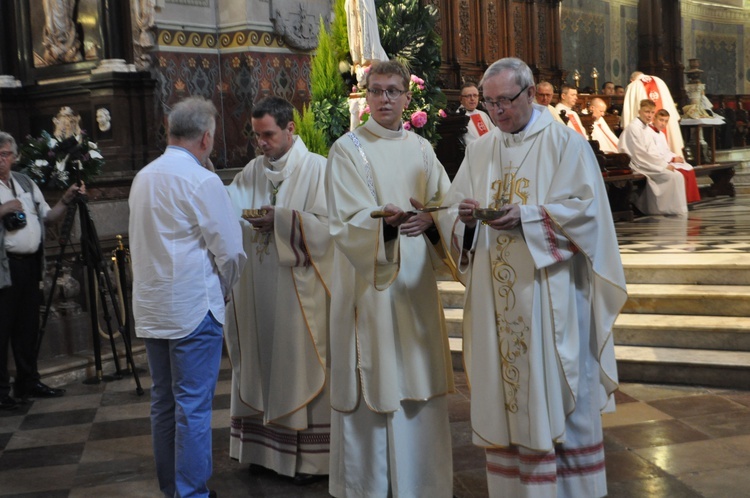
[437,58,627,498]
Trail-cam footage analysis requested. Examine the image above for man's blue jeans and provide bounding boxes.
[145,311,223,498]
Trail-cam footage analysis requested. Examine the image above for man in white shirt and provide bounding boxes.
[589,97,619,153]
[459,81,495,144]
[224,97,333,484]
[0,132,83,410]
[618,99,688,215]
[535,81,565,125]
[129,97,246,498]
[555,84,588,139]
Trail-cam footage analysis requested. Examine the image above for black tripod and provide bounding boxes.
[38,190,143,395]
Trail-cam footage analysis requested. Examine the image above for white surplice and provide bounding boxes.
[554,103,589,139]
[618,119,688,215]
[437,105,627,497]
[463,108,495,145]
[590,116,619,153]
[622,74,685,156]
[224,137,333,477]
[326,117,454,497]
[653,127,693,171]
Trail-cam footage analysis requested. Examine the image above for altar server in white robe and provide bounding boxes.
[437,57,627,498]
[555,84,588,139]
[589,97,619,153]
[326,60,454,498]
[618,99,688,215]
[652,108,701,203]
[224,97,333,483]
[622,71,684,156]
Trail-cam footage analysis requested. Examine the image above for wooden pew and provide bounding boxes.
[693,162,736,199]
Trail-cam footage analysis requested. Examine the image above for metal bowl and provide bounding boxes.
[242,208,267,220]
[472,207,504,221]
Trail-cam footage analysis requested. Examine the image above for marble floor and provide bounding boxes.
[2,194,750,497]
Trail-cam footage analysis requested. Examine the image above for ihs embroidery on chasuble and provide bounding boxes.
[490,173,530,208]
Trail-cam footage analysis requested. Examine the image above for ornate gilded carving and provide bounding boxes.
[459,0,471,58]
[42,0,82,65]
[427,0,443,37]
[538,9,547,66]
[513,6,523,58]
[132,0,156,69]
[159,29,285,50]
[488,1,499,59]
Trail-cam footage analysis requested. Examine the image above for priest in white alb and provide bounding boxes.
[224,97,333,484]
[437,58,627,498]
[618,99,688,215]
[622,71,684,156]
[589,97,619,153]
[459,81,495,144]
[535,81,565,125]
[326,60,454,497]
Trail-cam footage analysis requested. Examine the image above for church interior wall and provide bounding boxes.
[154,0,217,28]
[561,0,749,95]
[150,24,313,169]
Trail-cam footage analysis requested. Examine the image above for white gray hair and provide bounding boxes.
[480,58,535,91]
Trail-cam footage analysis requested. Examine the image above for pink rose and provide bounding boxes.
[410,110,428,128]
[439,109,447,118]
[403,121,412,131]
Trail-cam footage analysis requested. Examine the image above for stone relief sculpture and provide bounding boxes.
[96,108,112,132]
[270,0,329,51]
[132,0,157,69]
[42,0,82,65]
[53,107,82,141]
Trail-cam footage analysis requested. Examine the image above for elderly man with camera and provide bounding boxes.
[0,131,83,410]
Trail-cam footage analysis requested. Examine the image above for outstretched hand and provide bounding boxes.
[400,197,434,237]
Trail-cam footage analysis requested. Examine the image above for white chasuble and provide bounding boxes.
[326,118,454,414]
[437,106,628,452]
[225,136,332,435]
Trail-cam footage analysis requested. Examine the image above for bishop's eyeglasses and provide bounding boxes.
[482,86,529,109]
